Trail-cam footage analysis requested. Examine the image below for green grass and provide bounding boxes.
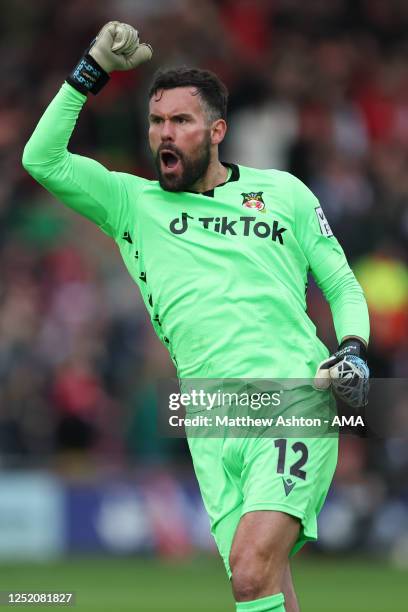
[0,554,405,611]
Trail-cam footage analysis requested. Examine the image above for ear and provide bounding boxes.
[210,119,227,146]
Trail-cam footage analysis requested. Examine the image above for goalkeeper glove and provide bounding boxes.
[313,338,369,409]
[67,21,153,95]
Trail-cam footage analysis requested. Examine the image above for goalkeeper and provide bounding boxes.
[22,22,370,612]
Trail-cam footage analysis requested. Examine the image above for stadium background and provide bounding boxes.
[1,0,408,610]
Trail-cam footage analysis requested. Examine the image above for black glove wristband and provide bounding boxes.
[66,52,109,95]
[337,338,367,362]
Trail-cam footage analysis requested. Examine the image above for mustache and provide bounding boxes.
[156,143,184,161]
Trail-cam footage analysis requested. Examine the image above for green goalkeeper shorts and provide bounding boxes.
[187,430,338,578]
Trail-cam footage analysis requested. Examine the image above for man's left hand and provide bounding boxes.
[313,338,369,409]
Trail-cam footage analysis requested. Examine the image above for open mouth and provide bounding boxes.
[160,150,181,172]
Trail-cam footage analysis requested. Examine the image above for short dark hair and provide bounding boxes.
[148,67,229,122]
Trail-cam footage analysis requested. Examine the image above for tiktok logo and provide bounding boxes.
[169,213,287,244]
[169,212,194,234]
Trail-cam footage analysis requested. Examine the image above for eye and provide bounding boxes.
[150,116,163,125]
[175,116,187,124]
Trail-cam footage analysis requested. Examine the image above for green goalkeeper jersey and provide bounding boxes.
[23,83,369,379]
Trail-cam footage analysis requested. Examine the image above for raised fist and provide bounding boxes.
[89,21,153,73]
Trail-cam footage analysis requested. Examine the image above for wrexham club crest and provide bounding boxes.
[241,192,266,213]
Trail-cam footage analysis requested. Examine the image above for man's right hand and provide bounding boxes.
[67,21,152,95]
[89,21,153,73]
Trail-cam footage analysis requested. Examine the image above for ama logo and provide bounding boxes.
[241,192,266,213]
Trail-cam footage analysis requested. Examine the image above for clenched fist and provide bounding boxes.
[89,21,153,73]
[67,21,153,95]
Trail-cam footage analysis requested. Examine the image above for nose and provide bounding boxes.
[160,119,175,142]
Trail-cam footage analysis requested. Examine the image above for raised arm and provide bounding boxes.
[22,21,152,239]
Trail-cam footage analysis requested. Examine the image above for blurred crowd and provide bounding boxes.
[0,0,408,557]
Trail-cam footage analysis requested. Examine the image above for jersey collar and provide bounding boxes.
[190,162,240,198]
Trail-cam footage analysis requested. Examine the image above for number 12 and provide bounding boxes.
[274,439,308,480]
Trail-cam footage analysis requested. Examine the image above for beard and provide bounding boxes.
[153,135,211,192]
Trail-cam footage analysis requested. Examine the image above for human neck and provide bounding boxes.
[190,158,228,193]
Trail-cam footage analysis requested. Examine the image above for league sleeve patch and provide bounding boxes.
[315,206,333,237]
